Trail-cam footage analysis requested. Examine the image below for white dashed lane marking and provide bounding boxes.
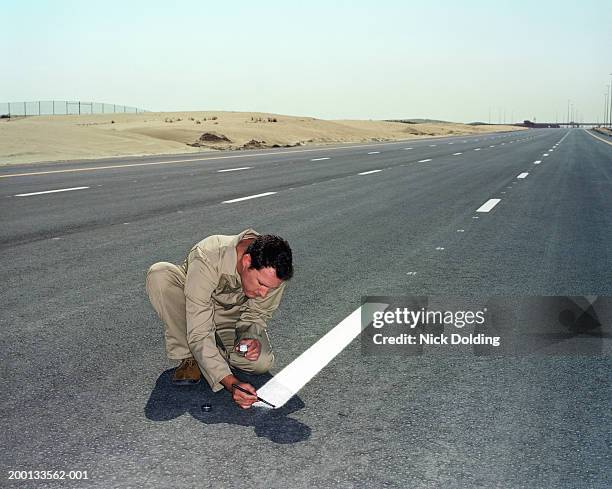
[358,170,382,175]
[217,167,252,172]
[517,173,529,179]
[223,192,277,203]
[310,157,330,162]
[476,198,501,213]
[15,186,90,197]
[418,159,432,163]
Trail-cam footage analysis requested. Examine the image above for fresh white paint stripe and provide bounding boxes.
[543,153,549,156]
[418,158,432,163]
[474,148,481,151]
[476,198,501,213]
[452,152,463,155]
[217,166,252,172]
[310,157,330,161]
[534,160,541,164]
[367,151,380,155]
[254,303,388,409]
[15,186,90,197]
[222,191,276,203]
[358,170,382,175]
[517,172,529,179]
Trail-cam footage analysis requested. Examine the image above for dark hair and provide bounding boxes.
[246,235,293,280]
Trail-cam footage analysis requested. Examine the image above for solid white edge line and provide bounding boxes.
[476,198,501,213]
[15,186,90,197]
[222,191,277,203]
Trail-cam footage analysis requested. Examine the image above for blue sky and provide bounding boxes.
[1,0,611,122]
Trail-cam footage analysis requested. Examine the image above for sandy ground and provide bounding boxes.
[0,111,525,165]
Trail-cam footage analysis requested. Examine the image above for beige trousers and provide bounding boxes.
[146,262,274,378]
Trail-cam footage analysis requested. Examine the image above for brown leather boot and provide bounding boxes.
[172,356,201,385]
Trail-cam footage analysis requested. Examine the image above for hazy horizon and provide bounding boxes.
[2,0,611,123]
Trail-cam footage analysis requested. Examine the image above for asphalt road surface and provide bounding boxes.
[1,128,611,488]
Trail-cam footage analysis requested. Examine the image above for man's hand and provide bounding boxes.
[235,338,261,361]
[220,374,258,409]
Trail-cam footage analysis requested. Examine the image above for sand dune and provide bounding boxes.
[0,111,526,165]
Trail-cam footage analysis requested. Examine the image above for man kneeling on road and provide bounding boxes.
[146,229,293,409]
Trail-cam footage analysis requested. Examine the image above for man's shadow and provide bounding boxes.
[144,369,311,444]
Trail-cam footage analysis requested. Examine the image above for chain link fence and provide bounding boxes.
[0,101,149,117]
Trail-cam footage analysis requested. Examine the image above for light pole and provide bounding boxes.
[605,90,609,128]
[608,74,612,128]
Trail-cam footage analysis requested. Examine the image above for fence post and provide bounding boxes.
[38,101,41,115]
[24,101,26,116]
[52,100,55,115]
[79,101,81,115]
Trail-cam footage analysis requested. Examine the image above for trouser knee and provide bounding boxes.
[238,351,275,374]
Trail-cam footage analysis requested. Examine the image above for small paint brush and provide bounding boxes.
[232,383,276,408]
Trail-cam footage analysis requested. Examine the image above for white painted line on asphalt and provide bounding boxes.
[584,129,612,146]
[474,148,481,151]
[223,192,277,203]
[310,157,330,161]
[418,159,432,163]
[15,186,90,197]
[534,160,541,164]
[457,229,465,232]
[490,145,495,147]
[543,153,549,156]
[448,142,454,144]
[217,166,252,172]
[436,247,445,250]
[452,152,463,155]
[404,147,413,150]
[367,151,380,155]
[429,144,437,147]
[517,172,529,179]
[358,170,382,175]
[476,198,501,213]
[254,302,388,409]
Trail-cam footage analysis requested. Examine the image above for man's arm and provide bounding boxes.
[184,248,232,392]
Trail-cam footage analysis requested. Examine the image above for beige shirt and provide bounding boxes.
[182,229,286,391]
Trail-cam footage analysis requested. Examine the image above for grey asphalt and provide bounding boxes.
[1,129,610,488]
